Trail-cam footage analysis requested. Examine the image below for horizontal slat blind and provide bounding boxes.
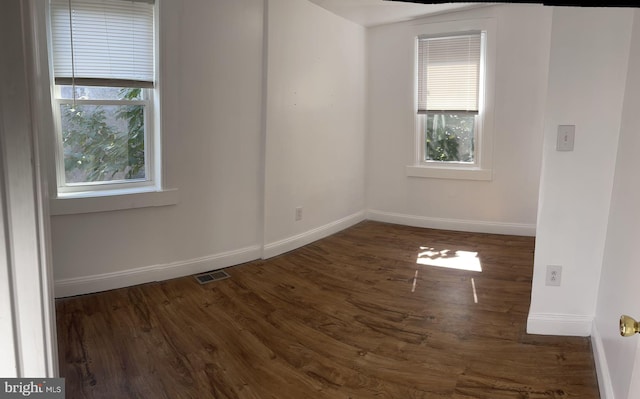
[417,33,480,113]
[50,0,154,87]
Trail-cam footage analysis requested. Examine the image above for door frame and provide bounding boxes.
[0,0,58,377]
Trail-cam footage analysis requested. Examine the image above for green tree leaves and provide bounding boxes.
[61,88,145,183]
[425,113,475,162]
[117,88,145,180]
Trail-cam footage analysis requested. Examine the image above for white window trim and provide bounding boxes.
[34,0,177,214]
[406,18,496,181]
[50,187,178,215]
[52,87,157,194]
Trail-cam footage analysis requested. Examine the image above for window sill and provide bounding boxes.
[50,187,179,215]
[406,165,492,181]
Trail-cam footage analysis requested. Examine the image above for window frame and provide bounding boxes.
[25,0,177,215]
[52,85,156,194]
[47,0,164,198]
[406,18,496,181]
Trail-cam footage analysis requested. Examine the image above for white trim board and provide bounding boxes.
[50,188,179,215]
[55,245,262,298]
[263,211,366,259]
[591,321,615,399]
[55,209,534,297]
[367,209,536,236]
[526,313,593,337]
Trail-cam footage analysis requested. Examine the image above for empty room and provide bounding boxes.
[2,0,640,398]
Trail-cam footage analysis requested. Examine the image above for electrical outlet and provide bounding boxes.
[295,207,303,221]
[557,125,575,151]
[546,265,562,286]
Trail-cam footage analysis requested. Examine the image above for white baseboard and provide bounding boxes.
[367,209,536,236]
[526,313,593,336]
[263,211,366,259]
[591,321,615,399]
[54,245,262,298]
[55,211,366,297]
[54,209,532,297]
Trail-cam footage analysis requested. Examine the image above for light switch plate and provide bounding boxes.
[557,125,575,151]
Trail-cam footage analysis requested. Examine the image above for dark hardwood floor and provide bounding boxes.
[56,221,600,398]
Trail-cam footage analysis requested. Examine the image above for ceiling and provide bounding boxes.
[307,0,487,27]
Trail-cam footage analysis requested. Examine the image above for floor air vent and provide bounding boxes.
[195,270,230,284]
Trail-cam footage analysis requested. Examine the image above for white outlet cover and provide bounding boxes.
[557,125,575,151]
[295,207,303,221]
[546,265,562,286]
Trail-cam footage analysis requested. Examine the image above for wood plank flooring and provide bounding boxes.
[56,221,600,398]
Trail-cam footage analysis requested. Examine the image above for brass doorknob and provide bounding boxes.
[620,315,640,337]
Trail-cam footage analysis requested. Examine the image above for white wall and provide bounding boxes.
[366,4,551,236]
[528,8,633,336]
[51,0,266,295]
[49,0,367,294]
[593,10,640,399]
[263,0,366,256]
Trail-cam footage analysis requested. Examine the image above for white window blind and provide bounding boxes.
[50,0,155,88]
[417,33,481,114]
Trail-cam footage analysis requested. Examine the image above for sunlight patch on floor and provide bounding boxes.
[416,247,482,272]
[471,277,478,303]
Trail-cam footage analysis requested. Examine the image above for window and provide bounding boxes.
[49,0,158,194]
[418,33,481,163]
[407,19,495,181]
